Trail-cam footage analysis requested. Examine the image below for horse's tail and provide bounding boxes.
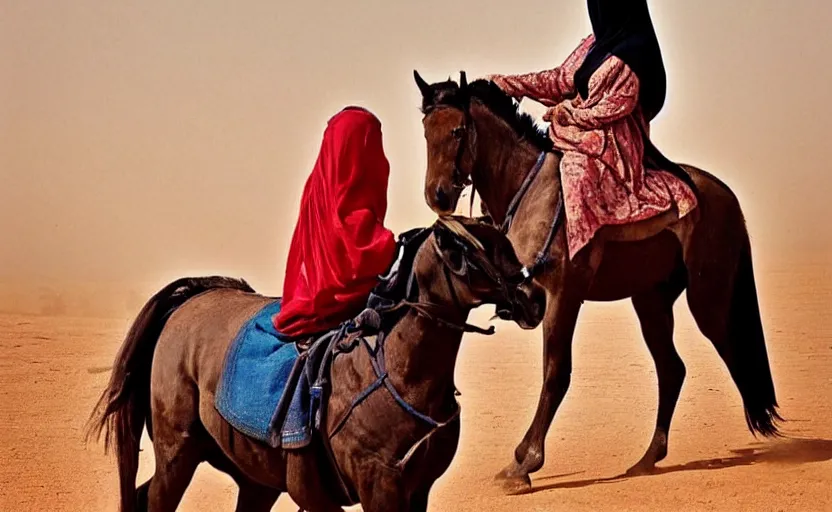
[724,236,783,437]
[84,276,254,512]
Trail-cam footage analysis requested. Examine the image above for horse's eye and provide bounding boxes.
[451,126,464,139]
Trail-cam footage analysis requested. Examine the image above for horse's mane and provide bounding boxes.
[421,78,554,153]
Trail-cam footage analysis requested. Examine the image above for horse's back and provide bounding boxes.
[150,289,273,438]
[684,164,741,201]
[152,288,273,394]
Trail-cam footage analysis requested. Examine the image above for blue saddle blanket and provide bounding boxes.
[215,301,313,448]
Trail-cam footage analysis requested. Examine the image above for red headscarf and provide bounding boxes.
[274,107,397,337]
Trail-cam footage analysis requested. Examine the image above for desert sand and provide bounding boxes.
[1,269,831,511]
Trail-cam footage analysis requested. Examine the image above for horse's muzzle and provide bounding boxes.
[497,282,546,330]
[425,180,460,216]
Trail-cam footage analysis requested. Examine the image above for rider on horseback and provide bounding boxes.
[488,0,697,258]
[274,107,397,338]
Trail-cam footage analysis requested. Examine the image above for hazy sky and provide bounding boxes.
[2,1,831,295]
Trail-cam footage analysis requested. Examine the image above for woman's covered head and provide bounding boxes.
[587,0,653,42]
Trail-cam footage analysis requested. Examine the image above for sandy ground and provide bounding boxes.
[2,269,831,511]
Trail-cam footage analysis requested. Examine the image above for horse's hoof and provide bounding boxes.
[495,461,522,481]
[498,474,532,496]
[624,461,656,477]
[626,437,666,477]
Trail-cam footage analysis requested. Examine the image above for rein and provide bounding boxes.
[405,300,496,336]
[377,297,496,336]
[446,99,564,283]
[494,150,564,282]
[500,151,546,232]
[328,328,462,471]
[322,303,472,483]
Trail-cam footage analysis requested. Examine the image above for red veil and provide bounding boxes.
[274,107,396,337]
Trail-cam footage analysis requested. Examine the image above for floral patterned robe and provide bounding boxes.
[491,35,697,259]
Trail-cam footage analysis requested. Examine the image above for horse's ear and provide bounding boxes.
[414,70,431,98]
[459,71,468,90]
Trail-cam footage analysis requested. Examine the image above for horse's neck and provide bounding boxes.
[472,121,556,226]
[383,309,466,415]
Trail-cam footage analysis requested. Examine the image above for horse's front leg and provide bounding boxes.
[495,290,582,495]
[355,463,408,512]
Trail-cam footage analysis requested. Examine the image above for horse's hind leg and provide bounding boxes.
[146,431,203,512]
[135,479,150,511]
[146,387,206,511]
[627,276,686,476]
[675,188,780,436]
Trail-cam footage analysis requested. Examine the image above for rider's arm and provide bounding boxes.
[489,35,595,107]
[558,57,640,130]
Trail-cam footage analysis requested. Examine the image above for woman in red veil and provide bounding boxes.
[274,107,397,338]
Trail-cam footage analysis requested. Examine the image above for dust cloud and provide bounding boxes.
[2,1,831,317]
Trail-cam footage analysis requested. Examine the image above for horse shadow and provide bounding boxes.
[530,437,832,493]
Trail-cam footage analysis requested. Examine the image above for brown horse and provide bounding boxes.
[86,216,546,511]
[414,71,782,494]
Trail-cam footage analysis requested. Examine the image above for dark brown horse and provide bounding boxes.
[414,71,782,494]
[86,216,545,511]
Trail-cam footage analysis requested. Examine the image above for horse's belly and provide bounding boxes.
[585,231,683,301]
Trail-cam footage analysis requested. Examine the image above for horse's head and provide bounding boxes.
[414,216,546,330]
[415,70,553,217]
[414,71,475,215]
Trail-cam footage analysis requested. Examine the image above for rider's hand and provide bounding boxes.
[546,104,571,126]
[488,74,523,105]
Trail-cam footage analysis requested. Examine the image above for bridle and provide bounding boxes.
[424,102,479,215]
